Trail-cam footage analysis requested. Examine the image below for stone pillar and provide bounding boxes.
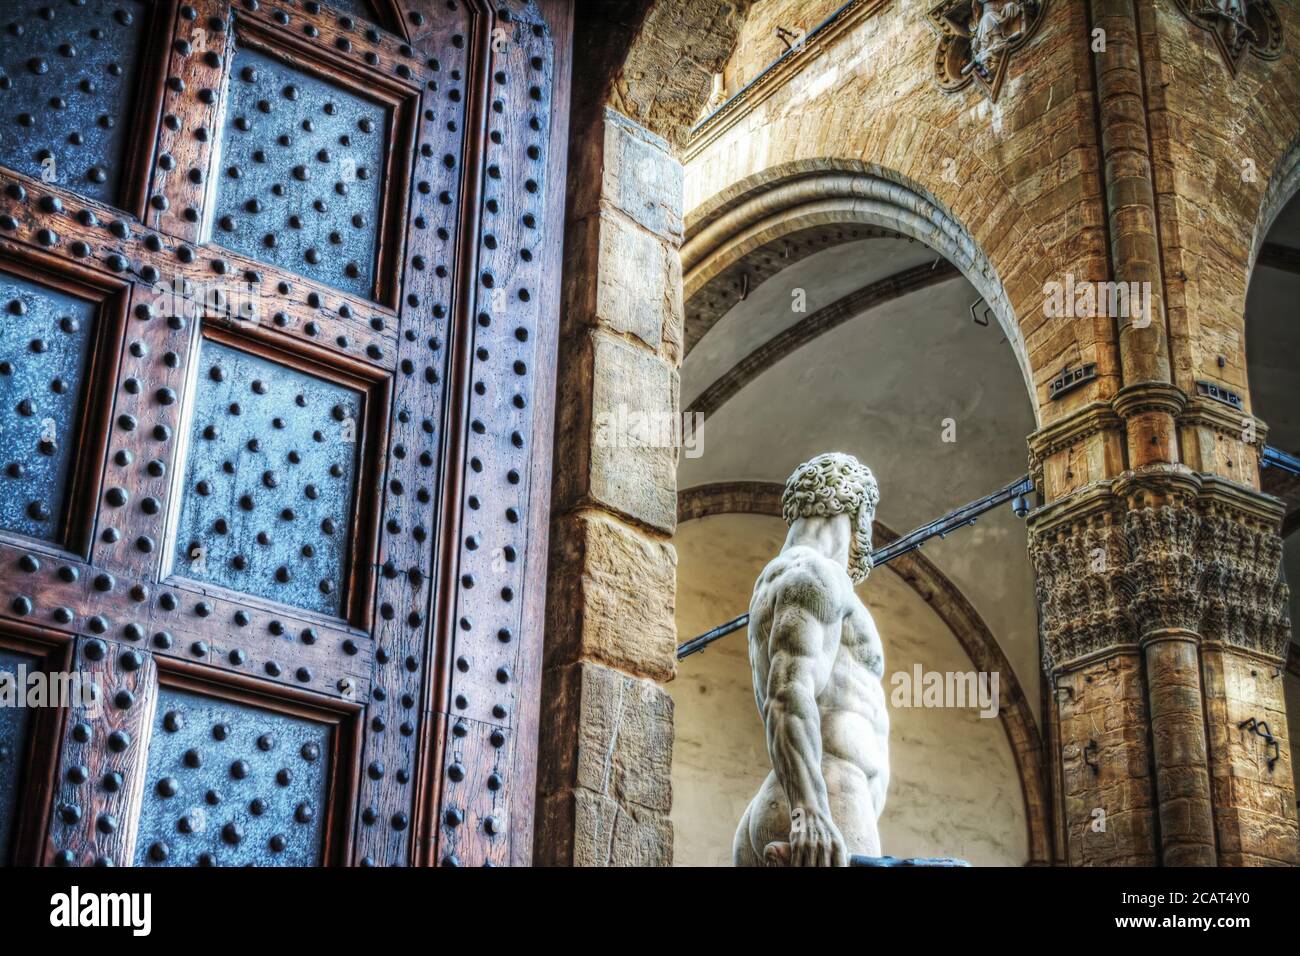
[535,108,684,866]
[1030,432,1296,865]
[1089,0,1177,470]
[1198,489,1298,865]
[1117,472,1218,866]
[1140,629,1216,865]
[1027,1,1298,868]
[1029,476,1159,866]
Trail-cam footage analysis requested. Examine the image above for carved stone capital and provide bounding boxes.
[1029,473,1291,673]
[1111,381,1188,421]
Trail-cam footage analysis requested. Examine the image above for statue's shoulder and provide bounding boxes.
[763,545,843,579]
[755,546,852,606]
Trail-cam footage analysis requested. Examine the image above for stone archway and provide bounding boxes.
[681,162,1038,413]
[677,481,1053,864]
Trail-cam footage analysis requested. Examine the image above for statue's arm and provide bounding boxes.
[763,578,846,866]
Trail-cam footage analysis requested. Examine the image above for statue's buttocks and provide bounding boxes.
[734,453,890,867]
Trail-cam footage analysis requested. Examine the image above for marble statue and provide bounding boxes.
[733,452,890,867]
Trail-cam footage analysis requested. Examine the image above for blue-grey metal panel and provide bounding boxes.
[0,0,150,206]
[0,272,99,544]
[134,686,332,866]
[319,0,381,24]
[210,45,387,299]
[0,648,37,865]
[172,338,362,617]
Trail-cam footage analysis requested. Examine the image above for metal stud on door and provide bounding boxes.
[0,0,570,867]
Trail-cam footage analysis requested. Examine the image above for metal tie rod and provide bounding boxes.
[1263,444,1300,477]
[677,443,1300,661]
[677,474,1034,660]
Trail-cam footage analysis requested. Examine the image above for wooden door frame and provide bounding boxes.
[415,0,572,867]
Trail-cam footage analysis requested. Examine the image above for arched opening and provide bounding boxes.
[1245,177,1300,803]
[669,165,1048,866]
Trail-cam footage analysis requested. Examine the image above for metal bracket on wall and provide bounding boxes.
[1262,445,1300,477]
[1082,739,1100,775]
[1238,717,1280,772]
[1048,364,1097,401]
[1195,379,1244,410]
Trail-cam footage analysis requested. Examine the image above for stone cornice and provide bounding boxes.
[1112,464,1203,507]
[1025,478,1120,537]
[1177,395,1263,436]
[1197,474,1287,528]
[1111,381,1188,420]
[1028,401,1123,461]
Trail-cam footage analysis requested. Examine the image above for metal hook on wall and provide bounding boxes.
[1238,717,1280,772]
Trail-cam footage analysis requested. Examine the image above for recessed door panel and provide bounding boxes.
[170,337,363,617]
[211,44,387,298]
[134,685,332,866]
[0,0,155,207]
[0,272,102,545]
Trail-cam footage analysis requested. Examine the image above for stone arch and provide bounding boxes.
[1250,132,1300,271]
[676,481,1053,865]
[682,160,1049,423]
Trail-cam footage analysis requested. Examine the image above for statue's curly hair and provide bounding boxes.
[781,452,879,584]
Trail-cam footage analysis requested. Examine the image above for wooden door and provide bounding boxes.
[0,0,569,867]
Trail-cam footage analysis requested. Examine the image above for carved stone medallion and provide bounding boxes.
[1174,0,1283,74]
[927,0,1047,101]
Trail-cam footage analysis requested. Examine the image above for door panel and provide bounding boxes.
[131,679,345,866]
[0,647,39,861]
[0,0,167,210]
[0,0,567,867]
[0,269,117,547]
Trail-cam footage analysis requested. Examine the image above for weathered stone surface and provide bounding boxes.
[553,329,680,534]
[563,207,683,360]
[534,660,676,867]
[538,661,675,812]
[1203,644,1298,865]
[537,789,674,867]
[598,108,683,242]
[1056,652,1159,865]
[608,0,748,148]
[547,510,678,681]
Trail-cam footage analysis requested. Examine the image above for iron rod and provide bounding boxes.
[676,474,1034,660]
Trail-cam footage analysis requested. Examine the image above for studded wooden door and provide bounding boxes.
[0,0,571,866]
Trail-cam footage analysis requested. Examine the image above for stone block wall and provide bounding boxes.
[536,108,685,866]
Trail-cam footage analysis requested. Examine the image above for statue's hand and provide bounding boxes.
[788,809,848,867]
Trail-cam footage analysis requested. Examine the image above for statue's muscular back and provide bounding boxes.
[733,544,890,866]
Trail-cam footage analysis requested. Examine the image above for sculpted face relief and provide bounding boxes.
[734,452,890,867]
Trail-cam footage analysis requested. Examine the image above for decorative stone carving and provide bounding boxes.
[734,453,889,866]
[927,0,1047,101]
[1029,492,1132,675]
[1029,475,1291,673]
[1173,0,1283,74]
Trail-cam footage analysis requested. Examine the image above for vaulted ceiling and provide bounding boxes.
[677,232,1042,714]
